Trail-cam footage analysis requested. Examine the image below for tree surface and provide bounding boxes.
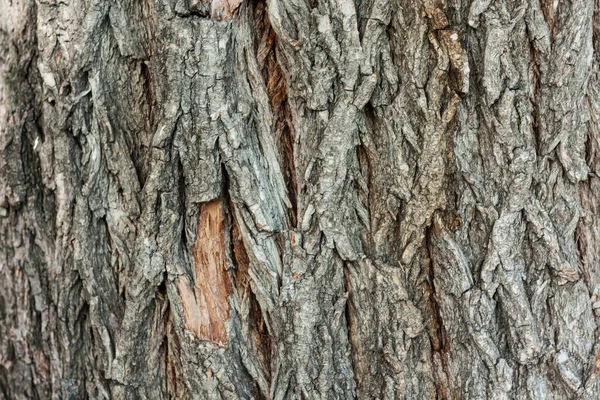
[1,0,600,398]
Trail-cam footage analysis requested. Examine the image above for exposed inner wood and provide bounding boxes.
[179,199,232,345]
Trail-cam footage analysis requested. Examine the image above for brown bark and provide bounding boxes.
[1,0,599,399]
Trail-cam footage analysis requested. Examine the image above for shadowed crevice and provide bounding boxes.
[253,0,298,227]
[228,197,273,386]
[426,221,452,400]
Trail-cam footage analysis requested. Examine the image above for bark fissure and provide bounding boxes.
[254,1,298,227]
[426,222,452,400]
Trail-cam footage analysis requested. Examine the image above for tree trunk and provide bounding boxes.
[1,0,599,398]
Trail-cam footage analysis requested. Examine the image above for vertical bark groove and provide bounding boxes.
[254,1,297,227]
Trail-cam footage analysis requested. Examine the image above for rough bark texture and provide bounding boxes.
[1,0,599,399]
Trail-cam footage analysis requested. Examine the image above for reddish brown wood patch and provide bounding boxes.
[177,199,233,346]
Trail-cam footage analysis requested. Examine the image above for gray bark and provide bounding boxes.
[1,0,599,398]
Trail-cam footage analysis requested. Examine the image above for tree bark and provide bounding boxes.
[1,0,599,398]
